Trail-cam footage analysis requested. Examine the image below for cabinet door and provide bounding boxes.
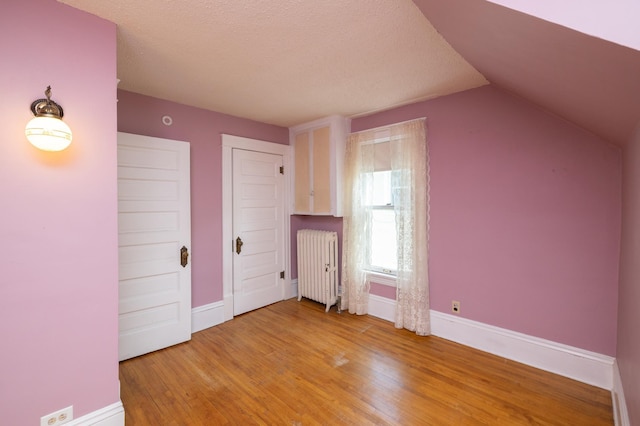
[294,132,310,212]
[312,126,331,214]
[290,115,349,216]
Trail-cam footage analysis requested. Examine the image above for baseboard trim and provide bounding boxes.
[430,311,614,389]
[69,401,124,426]
[366,295,614,390]
[223,295,234,322]
[612,360,631,426]
[288,279,299,300]
[192,301,225,333]
[368,294,395,322]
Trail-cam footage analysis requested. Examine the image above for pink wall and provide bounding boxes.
[117,90,288,306]
[0,1,119,424]
[618,123,640,424]
[352,85,621,356]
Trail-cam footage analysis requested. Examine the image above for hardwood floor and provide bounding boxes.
[119,299,613,425]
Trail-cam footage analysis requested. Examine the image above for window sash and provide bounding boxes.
[367,205,397,275]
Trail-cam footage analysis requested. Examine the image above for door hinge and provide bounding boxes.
[279,166,284,174]
[280,270,285,279]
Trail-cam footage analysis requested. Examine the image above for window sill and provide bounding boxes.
[366,271,396,287]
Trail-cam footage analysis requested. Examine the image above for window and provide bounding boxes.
[342,118,429,334]
[368,170,397,274]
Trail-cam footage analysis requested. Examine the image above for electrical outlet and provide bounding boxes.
[452,300,461,314]
[40,405,73,426]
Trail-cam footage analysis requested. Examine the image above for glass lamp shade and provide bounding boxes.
[25,115,72,151]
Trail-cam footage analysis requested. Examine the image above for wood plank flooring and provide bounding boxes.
[119,298,613,425]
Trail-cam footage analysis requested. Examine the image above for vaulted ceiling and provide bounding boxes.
[414,0,640,146]
[59,0,640,146]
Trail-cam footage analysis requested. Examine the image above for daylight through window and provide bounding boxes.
[368,170,397,274]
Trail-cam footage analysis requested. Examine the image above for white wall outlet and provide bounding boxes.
[40,405,73,426]
[452,300,461,314]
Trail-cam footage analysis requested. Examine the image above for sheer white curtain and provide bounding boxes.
[341,119,430,335]
[341,128,375,315]
[390,120,430,335]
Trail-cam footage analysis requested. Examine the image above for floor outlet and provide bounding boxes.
[452,300,461,314]
[40,406,73,426]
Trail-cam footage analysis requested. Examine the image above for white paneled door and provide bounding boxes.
[232,149,285,315]
[117,132,191,361]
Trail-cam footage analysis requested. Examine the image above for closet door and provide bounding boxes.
[117,132,192,361]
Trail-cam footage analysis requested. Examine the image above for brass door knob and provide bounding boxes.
[180,246,189,267]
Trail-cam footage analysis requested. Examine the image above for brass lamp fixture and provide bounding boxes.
[25,86,72,151]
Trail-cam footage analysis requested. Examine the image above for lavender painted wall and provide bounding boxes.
[0,1,119,424]
[618,123,640,424]
[117,90,288,307]
[351,85,621,356]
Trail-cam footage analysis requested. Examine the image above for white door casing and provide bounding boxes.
[117,132,192,361]
[232,149,285,315]
[222,135,291,321]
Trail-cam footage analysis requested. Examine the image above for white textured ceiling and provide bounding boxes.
[58,0,487,127]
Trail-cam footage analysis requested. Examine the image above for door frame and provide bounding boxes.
[222,134,291,322]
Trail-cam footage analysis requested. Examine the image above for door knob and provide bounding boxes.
[235,237,243,254]
[180,246,189,267]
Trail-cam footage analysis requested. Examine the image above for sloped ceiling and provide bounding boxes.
[413,0,640,146]
[486,0,640,51]
[59,0,640,145]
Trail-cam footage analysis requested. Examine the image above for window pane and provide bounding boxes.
[371,208,397,272]
[372,170,392,206]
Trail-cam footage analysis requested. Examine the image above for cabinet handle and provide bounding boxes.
[235,237,243,254]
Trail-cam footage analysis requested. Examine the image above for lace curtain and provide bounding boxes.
[341,119,430,335]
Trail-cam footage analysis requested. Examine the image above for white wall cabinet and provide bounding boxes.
[290,115,350,217]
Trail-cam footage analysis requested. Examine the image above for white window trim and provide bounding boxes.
[366,270,397,287]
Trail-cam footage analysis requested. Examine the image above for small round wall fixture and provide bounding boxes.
[25,86,72,151]
[162,115,173,126]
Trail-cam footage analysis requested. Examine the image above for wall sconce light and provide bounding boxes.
[25,86,72,151]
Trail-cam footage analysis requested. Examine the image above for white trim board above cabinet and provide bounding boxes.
[290,115,351,217]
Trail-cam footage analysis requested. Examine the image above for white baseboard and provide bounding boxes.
[288,279,299,300]
[223,295,234,322]
[430,310,614,389]
[366,295,614,390]
[612,360,631,426]
[68,401,124,426]
[368,294,396,322]
[192,301,226,333]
